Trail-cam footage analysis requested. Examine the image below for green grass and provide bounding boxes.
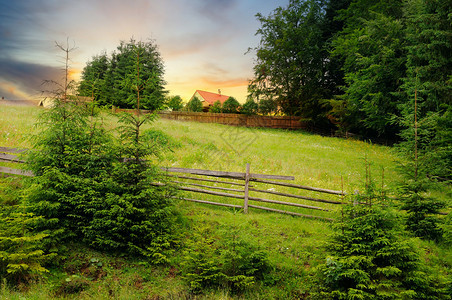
[0,105,450,299]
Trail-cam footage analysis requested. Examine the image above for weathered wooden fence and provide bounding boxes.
[0,147,32,176]
[111,108,307,130]
[162,164,345,221]
[1,147,345,221]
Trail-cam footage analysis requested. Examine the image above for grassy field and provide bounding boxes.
[0,105,450,299]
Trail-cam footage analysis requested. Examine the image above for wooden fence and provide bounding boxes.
[162,164,345,221]
[111,108,307,130]
[1,146,344,221]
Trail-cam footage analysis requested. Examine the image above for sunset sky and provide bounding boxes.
[0,0,289,103]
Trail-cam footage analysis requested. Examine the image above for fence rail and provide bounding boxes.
[162,163,343,221]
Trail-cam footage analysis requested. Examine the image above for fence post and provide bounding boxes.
[244,163,250,213]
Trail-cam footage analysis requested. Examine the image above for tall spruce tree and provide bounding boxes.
[78,38,167,110]
[27,40,115,246]
[331,0,406,138]
[398,0,452,180]
[394,0,451,242]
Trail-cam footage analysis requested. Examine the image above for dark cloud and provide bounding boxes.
[0,0,62,57]
[0,57,62,99]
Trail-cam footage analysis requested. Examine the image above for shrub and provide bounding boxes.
[181,226,273,294]
[209,100,222,113]
[186,96,203,112]
[166,95,184,111]
[0,200,52,285]
[258,99,277,115]
[241,99,258,115]
[222,97,240,114]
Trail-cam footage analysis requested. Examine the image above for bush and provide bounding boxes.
[166,95,184,111]
[222,97,240,114]
[209,100,222,113]
[241,99,258,115]
[181,226,273,294]
[0,203,52,285]
[186,96,203,112]
[258,99,277,115]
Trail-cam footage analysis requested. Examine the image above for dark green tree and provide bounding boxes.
[241,99,258,115]
[317,203,448,299]
[248,0,332,125]
[398,0,452,180]
[27,41,115,246]
[78,52,109,106]
[186,96,203,112]
[331,1,406,138]
[394,0,451,241]
[320,0,351,96]
[80,45,178,259]
[222,97,240,114]
[79,38,167,110]
[166,95,184,111]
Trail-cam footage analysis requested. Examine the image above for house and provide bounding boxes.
[190,90,230,112]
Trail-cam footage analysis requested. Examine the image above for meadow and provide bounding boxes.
[0,104,450,299]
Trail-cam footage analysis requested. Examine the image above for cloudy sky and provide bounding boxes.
[0,0,289,103]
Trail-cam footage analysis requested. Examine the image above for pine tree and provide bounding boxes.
[82,42,178,259]
[316,182,448,299]
[0,182,53,285]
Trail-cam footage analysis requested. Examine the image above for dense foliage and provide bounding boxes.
[222,97,241,114]
[249,0,451,144]
[78,38,167,110]
[186,96,203,112]
[0,180,52,285]
[208,100,222,113]
[249,0,330,124]
[241,99,259,115]
[166,95,184,111]
[181,226,273,294]
[317,202,449,299]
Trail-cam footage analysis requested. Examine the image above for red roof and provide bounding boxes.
[193,90,230,105]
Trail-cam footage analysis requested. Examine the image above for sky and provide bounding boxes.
[0,0,289,103]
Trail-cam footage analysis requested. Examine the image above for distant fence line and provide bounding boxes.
[111,108,307,130]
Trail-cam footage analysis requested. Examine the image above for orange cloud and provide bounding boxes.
[0,81,34,100]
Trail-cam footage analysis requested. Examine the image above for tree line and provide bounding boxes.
[248,0,450,140]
